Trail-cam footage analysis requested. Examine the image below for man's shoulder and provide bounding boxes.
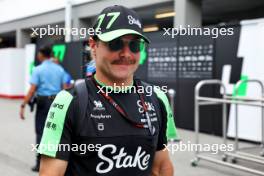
[35,61,54,71]
[137,80,155,90]
[138,80,170,110]
[50,62,65,71]
[139,80,151,86]
[31,64,42,74]
[55,83,87,105]
[41,60,63,70]
[54,89,75,103]
[138,80,167,97]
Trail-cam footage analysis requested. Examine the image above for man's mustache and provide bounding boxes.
[111,59,136,65]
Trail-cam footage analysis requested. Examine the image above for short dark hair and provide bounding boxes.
[92,35,99,41]
[39,46,52,57]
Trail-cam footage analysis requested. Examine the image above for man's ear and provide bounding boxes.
[89,37,97,51]
[89,37,97,58]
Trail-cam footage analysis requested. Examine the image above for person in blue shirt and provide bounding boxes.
[86,59,96,76]
[19,46,68,172]
[52,57,73,89]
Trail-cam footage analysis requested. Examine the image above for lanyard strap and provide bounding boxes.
[91,76,144,128]
[136,79,155,135]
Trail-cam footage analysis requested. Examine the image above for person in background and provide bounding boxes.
[86,59,96,76]
[51,57,73,89]
[19,46,68,172]
[85,44,96,76]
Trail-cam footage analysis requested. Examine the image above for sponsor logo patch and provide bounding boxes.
[93,100,106,111]
[90,113,111,119]
[96,144,150,174]
[127,15,142,28]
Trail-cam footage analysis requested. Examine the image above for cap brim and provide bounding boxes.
[97,29,150,43]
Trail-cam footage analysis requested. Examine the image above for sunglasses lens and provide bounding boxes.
[108,39,123,51]
[108,38,146,53]
[129,40,145,53]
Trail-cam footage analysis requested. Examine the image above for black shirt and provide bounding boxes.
[39,78,169,176]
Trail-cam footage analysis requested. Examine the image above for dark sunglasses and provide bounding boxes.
[106,38,146,53]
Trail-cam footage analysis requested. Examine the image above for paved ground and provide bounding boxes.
[0,98,264,176]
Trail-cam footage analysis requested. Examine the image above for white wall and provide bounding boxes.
[227,18,264,142]
[24,44,36,94]
[0,48,25,97]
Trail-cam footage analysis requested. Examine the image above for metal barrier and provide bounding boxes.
[191,79,264,176]
[225,79,264,164]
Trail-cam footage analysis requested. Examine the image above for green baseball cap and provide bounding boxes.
[93,5,150,43]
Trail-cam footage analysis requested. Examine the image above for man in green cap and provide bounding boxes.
[39,5,174,176]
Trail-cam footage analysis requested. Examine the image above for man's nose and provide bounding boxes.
[119,44,133,58]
